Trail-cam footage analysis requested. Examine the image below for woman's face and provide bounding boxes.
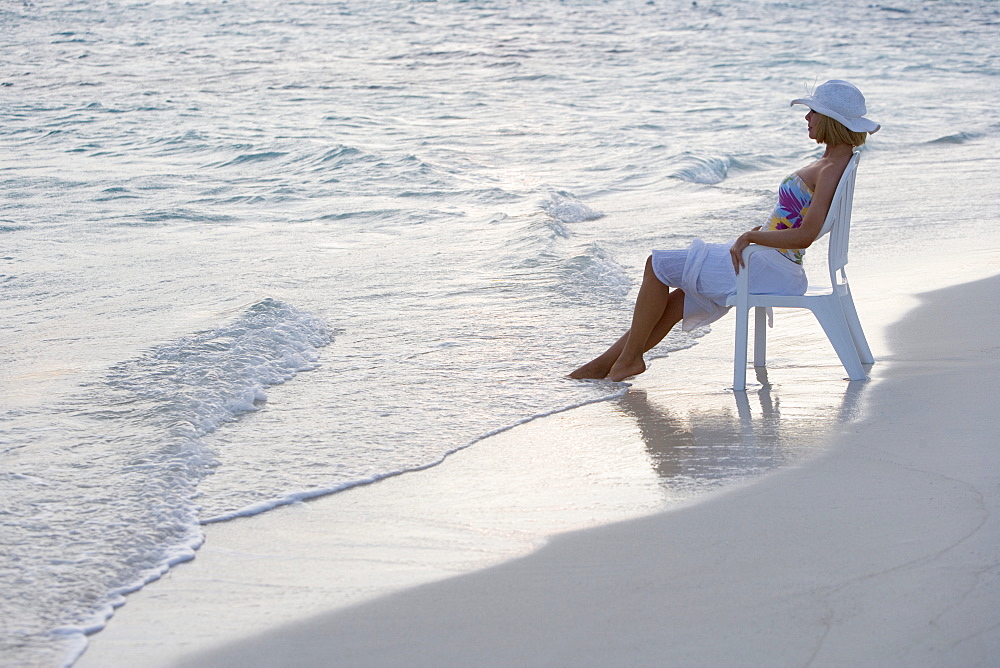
[805,109,819,140]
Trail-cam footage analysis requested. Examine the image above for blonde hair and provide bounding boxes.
[814,113,868,147]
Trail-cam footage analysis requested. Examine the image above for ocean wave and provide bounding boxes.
[876,5,913,14]
[313,144,365,165]
[558,243,632,305]
[668,153,732,185]
[210,151,290,168]
[123,208,238,225]
[927,131,983,144]
[197,143,373,173]
[541,193,605,223]
[0,220,28,232]
[109,298,332,439]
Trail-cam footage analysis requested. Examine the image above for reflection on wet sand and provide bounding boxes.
[616,369,867,494]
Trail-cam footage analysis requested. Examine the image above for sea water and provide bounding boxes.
[2,0,998,664]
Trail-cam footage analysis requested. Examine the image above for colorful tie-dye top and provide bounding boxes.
[766,173,814,264]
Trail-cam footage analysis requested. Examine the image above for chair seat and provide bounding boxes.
[725,282,850,308]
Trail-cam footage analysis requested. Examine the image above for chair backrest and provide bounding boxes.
[816,152,860,278]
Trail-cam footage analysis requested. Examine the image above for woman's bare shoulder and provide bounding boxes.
[816,156,852,190]
[797,155,850,193]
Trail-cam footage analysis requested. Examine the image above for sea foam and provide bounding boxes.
[109,298,332,439]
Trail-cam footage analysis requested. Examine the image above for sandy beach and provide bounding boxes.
[76,237,1000,666]
[209,274,1000,667]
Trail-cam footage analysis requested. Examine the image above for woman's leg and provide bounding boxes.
[607,256,679,381]
[570,256,685,380]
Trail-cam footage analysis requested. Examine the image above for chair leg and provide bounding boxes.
[753,306,767,367]
[734,305,750,391]
[840,293,874,364]
[812,300,866,381]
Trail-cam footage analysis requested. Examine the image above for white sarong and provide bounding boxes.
[651,239,807,331]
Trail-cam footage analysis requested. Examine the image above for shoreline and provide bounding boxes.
[78,242,1000,665]
[185,270,1000,666]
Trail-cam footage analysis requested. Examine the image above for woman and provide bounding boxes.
[570,80,880,383]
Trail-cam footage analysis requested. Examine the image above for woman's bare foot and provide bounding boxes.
[607,356,646,382]
[569,358,613,380]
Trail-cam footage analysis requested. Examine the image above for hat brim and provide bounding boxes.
[791,98,880,134]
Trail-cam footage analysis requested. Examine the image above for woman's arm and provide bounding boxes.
[730,160,845,273]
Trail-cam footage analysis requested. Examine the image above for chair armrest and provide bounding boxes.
[740,243,771,262]
[736,244,770,296]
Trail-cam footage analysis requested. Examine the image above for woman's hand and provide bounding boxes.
[730,226,761,274]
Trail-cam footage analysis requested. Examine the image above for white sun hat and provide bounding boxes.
[791,80,880,134]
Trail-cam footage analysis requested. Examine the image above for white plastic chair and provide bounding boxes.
[728,152,874,391]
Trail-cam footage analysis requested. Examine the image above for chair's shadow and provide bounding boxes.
[615,369,867,485]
